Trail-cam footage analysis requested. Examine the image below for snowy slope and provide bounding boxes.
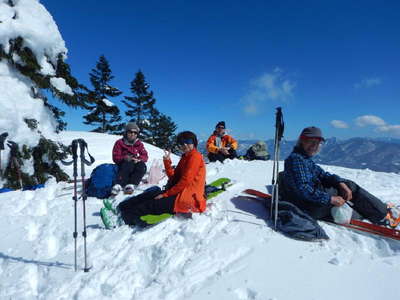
[0,131,400,300]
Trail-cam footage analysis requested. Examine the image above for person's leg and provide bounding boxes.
[129,161,147,185]
[116,161,135,187]
[118,186,162,212]
[208,153,218,162]
[208,152,226,163]
[299,187,337,220]
[302,203,334,220]
[120,195,176,226]
[228,149,238,159]
[344,180,387,224]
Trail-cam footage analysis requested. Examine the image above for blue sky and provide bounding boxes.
[42,0,400,140]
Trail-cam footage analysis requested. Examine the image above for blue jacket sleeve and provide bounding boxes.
[285,155,331,205]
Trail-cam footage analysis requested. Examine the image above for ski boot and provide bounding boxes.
[384,203,400,228]
[100,207,124,230]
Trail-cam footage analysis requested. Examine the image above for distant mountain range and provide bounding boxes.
[198,137,400,174]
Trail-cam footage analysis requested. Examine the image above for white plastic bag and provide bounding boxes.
[147,159,165,184]
[331,203,353,224]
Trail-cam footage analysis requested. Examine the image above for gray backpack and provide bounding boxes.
[246,141,270,161]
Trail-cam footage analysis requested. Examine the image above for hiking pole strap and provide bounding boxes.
[275,107,284,142]
[77,139,95,166]
[60,139,79,174]
[0,132,7,177]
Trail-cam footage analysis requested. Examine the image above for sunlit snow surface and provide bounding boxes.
[0,131,399,300]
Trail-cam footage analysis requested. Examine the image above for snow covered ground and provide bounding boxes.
[1,131,400,300]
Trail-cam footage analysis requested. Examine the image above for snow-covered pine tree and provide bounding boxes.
[122,70,156,139]
[0,0,91,189]
[83,55,123,134]
[147,108,177,149]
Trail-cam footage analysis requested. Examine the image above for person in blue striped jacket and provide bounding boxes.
[281,126,399,228]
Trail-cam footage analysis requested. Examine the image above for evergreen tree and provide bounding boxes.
[83,55,123,133]
[0,0,92,188]
[147,108,177,149]
[122,70,156,139]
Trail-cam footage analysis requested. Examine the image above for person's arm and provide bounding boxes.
[206,136,219,153]
[137,141,148,162]
[163,156,175,178]
[285,155,331,205]
[162,152,203,197]
[162,149,175,178]
[315,165,344,188]
[112,140,124,164]
[229,136,238,150]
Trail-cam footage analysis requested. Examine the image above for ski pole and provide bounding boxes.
[71,140,79,272]
[61,139,94,272]
[61,140,79,271]
[77,139,95,273]
[0,132,8,178]
[271,107,284,229]
[77,139,94,272]
[270,122,279,218]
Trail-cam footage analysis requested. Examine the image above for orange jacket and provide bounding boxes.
[162,148,206,213]
[206,133,238,154]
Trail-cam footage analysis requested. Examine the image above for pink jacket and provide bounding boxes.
[112,138,148,164]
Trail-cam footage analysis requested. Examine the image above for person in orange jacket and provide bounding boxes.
[116,131,206,226]
[206,121,238,163]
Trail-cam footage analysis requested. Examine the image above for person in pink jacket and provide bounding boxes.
[112,122,148,194]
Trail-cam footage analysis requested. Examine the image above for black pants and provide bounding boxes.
[293,180,388,224]
[118,186,176,225]
[116,161,147,186]
[208,149,238,163]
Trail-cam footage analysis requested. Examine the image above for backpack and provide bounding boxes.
[275,201,329,241]
[245,141,270,161]
[86,163,118,199]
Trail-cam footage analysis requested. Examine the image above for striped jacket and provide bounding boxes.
[283,147,344,205]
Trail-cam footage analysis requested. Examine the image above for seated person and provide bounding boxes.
[102,131,206,228]
[112,122,148,194]
[206,121,238,163]
[281,126,400,228]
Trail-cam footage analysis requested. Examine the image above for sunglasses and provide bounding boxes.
[127,130,138,134]
[217,126,225,129]
[177,138,194,146]
[302,139,324,146]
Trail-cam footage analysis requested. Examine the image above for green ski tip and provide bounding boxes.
[140,213,173,225]
[208,178,231,187]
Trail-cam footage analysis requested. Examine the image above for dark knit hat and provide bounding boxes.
[215,121,226,129]
[177,131,198,147]
[300,126,325,141]
[125,122,139,132]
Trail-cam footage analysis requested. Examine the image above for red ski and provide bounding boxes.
[242,188,400,241]
[242,189,271,199]
[349,219,400,240]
